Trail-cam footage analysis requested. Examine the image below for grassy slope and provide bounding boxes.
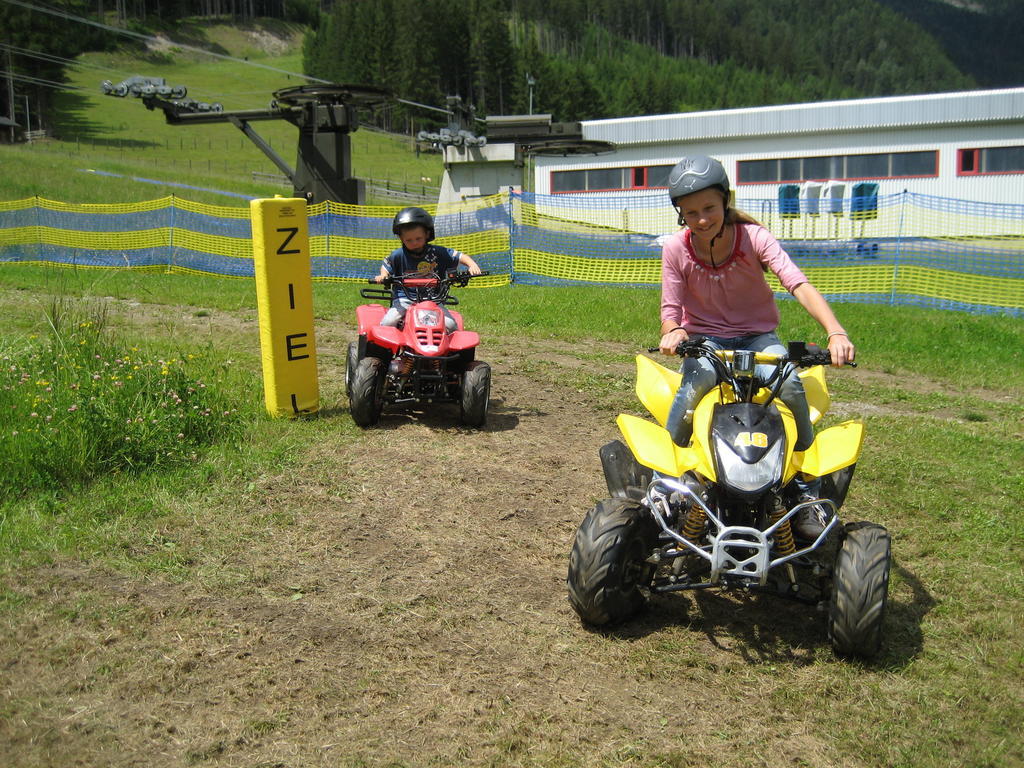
[2,20,443,206]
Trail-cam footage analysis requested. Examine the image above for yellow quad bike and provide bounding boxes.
[567,339,891,659]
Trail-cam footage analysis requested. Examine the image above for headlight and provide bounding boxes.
[414,309,440,326]
[714,438,783,494]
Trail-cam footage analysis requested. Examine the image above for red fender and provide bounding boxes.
[367,325,403,352]
[448,330,480,351]
[356,304,387,335]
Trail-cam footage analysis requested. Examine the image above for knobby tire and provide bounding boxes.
[567,498,656,626]
[829,522,891,658]
[350,357,385,427]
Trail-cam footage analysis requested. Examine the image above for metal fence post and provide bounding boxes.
[891,189,907,306]
[508,187,517,285]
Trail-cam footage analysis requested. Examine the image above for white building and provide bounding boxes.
[531,87,1024,236]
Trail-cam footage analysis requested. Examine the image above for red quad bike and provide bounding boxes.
[346,271,491,428]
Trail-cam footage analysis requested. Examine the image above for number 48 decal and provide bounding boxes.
[734,431,768,448]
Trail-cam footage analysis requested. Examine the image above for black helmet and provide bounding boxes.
[392,206,435,242]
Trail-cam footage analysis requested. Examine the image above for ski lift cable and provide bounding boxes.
[2,0,478,123]
[0,69,87,90]
[0,42,151,91]
[0,41,291,107]
[396,98,451,116]
[0,42,90,68]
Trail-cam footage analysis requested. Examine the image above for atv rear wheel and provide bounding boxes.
[345,341,360,399]
[349,356,385,427]
[567,498,658,626]
[828,521,891,658]
[460,361,491,428]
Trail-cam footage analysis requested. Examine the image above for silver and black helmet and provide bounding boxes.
[392,206,435,242]
[667,155,730,225]
[667,155,730,204]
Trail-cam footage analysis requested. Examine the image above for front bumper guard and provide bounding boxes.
[644,476,839,587]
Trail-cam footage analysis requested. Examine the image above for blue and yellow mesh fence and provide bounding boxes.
[1,190,1021,315]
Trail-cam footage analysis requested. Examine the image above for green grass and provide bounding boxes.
[0,296,245,495]
[3,264,1021,594]
[0,262,259,314]
[4,263,1022,392]
[0,289,265,572]
[2,253,1022,768]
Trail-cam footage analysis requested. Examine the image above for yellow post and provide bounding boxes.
[250,197,319,417]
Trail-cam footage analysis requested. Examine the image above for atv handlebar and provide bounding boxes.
[359,270,490,302]
[649,337,855,368]
[783,340,857,368]
[649,338,855,407]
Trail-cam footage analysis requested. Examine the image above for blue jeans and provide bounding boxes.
[664,332,815,452]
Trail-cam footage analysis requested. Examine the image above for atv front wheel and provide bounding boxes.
[460,360,491,428]
[345,341,360,399]
[349,356,385,427]
[828,521,891,659]
[567,498,658,626]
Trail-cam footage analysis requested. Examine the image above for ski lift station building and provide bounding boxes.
[531,87,1024,237]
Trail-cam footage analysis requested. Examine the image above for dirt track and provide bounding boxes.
[3,307,889,767]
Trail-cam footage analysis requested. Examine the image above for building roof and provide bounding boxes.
[581,87,1024,146]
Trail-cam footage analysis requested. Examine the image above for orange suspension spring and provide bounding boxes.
[397,355,415,375]
[681,504,707,543]
[769,502,796,556]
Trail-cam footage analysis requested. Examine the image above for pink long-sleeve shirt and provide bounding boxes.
[660,223,809,337]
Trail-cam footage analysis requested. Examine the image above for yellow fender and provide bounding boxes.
[635,355,682,427]
[794,419,864,477]
[637,355,832,428]
[616,414,700,478]
[799,365,831,425]
[628,353,849,482]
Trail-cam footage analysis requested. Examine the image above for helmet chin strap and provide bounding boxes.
[707,217,727,268]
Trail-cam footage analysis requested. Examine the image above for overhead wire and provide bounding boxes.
[0,42,92,69]
[0,34,281,108]
[0,69,86,91]
[1,0,467,123]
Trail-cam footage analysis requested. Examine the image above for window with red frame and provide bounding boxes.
[551,164,674,193]
[959,146,1024,175]
[737,151,937,184]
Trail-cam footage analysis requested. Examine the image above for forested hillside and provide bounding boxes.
[2,0,1021,135]
[875,0,1024,90]
[302,0,979,124]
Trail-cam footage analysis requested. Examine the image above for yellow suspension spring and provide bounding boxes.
[681,504,706,543]
[769,502,796,556]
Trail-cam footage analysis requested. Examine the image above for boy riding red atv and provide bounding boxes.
[345,207,491,427]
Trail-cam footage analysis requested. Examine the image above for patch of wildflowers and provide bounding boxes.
[1,315,245,499]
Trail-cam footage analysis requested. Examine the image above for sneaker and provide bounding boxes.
[792,494,829,540]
